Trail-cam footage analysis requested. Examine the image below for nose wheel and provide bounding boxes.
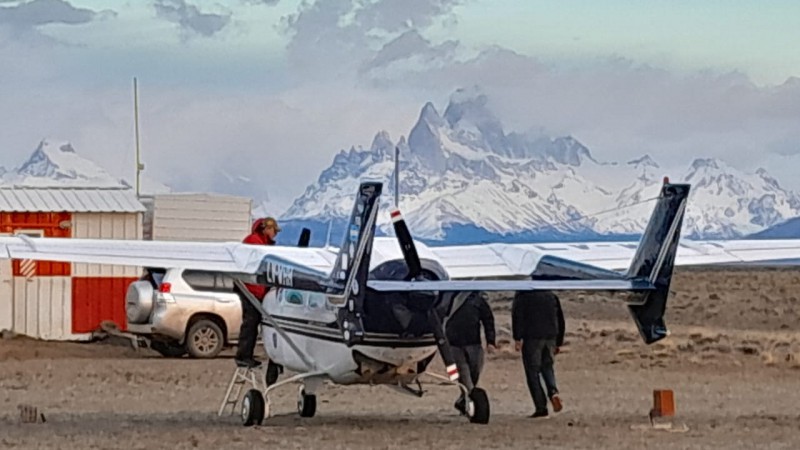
[241,389,266,427]
[466,387,490,424]
[297,387,317,418]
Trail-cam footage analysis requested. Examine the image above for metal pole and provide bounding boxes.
[133,77,142,197]
[394,145,399,207]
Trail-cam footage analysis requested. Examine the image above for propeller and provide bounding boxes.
[389,208,422,280]
[389,208,463,390]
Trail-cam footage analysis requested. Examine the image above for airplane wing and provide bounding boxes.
[430,239,800,279]
[0,236,336,274]
[4,234,799,280]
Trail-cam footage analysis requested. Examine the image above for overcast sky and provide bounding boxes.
[1,0,799,212]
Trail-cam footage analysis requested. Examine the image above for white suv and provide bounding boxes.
[125,267,244,358]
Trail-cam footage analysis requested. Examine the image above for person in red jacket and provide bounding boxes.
[235,217,281,368]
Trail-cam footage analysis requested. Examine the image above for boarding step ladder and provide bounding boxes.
[218,366,264,417]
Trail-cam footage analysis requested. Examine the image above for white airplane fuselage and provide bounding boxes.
[259,239,448,385]
[260,286,439,385]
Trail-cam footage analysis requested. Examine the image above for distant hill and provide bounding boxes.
[748,217,800,239]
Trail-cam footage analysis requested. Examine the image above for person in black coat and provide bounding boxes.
[512,290,565,418]
[446,291,496,413]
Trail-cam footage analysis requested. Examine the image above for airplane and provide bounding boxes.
[2,179,798,426]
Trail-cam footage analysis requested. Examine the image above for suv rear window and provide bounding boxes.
[141,268,167,289]
[182,270,235,292]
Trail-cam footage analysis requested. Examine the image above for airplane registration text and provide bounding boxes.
[265,260,294,286]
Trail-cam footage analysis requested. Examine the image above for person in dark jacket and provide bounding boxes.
[446,291,496,414]
[235,217,280,368]
[512,290,565,418]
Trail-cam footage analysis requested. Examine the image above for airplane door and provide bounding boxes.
[0,244,12,333]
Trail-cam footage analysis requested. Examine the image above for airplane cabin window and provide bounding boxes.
[308,294,324,309]
[283,290,305,306]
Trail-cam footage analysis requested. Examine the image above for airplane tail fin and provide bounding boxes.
[330,182,382,345]
[625,182,690,343]
[330,182,382,297]
[252,182,381,295]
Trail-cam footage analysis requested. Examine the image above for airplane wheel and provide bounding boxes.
[467,388,490,424]
[241,389,265,427]
[265,361,281,387]
[297,388,317,418]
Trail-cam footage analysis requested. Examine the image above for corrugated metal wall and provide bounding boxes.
[0,212,79,339]
[149,194,251,242]
[1,212,71,276]
[12,277,73,340]
[0,211,144,340]
[72,213,142,277]
[0,257,12,332]
[71,212,142,333]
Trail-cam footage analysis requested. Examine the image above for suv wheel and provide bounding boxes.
[151,341,187,358]
[186,319,224,358]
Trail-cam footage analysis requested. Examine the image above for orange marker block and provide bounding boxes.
[652,389,675,417]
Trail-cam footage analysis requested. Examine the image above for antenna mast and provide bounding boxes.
[394,145,400,207]
[133,77,143,197]
[325,219,333,248]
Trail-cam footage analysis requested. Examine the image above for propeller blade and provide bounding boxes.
[297,228,311,248]
[390,208,422,280]
[427,306,460,384]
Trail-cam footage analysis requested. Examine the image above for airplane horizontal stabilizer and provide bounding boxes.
[367,279,655,293]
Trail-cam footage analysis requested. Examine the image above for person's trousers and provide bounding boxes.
[521,338,557,412]
[540,346,559,397]
[235,290,262,360]
[452,344,485,393]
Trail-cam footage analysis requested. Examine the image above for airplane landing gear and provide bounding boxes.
[467,387,490,424]
[297,387,317,418]
[241,389,265,426]
[265,361,282,387]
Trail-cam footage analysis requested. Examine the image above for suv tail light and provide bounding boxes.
[159,282,172,293]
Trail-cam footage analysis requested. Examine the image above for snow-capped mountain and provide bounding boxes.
[2,140,124,188]
[281,88,800,244]
[1,139,173,194]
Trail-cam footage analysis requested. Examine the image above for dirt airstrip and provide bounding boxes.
[2,267,800,449]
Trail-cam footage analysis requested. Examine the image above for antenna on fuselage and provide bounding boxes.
[324,219,333,249]
[394,145,400,208]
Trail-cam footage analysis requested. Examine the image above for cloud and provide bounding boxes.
[366,29,459,74]
[154,0,231,38]
[243,0,280,5]
[2,0,800,212]
[768,137,800,157]
[280,0,465,80]
[0,0,108,38]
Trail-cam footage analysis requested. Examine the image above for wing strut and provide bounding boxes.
[233,279,315,371]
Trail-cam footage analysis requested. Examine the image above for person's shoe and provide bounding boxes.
[530,410,549,419]
[550,394,563,413]
[235,358,262,369]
